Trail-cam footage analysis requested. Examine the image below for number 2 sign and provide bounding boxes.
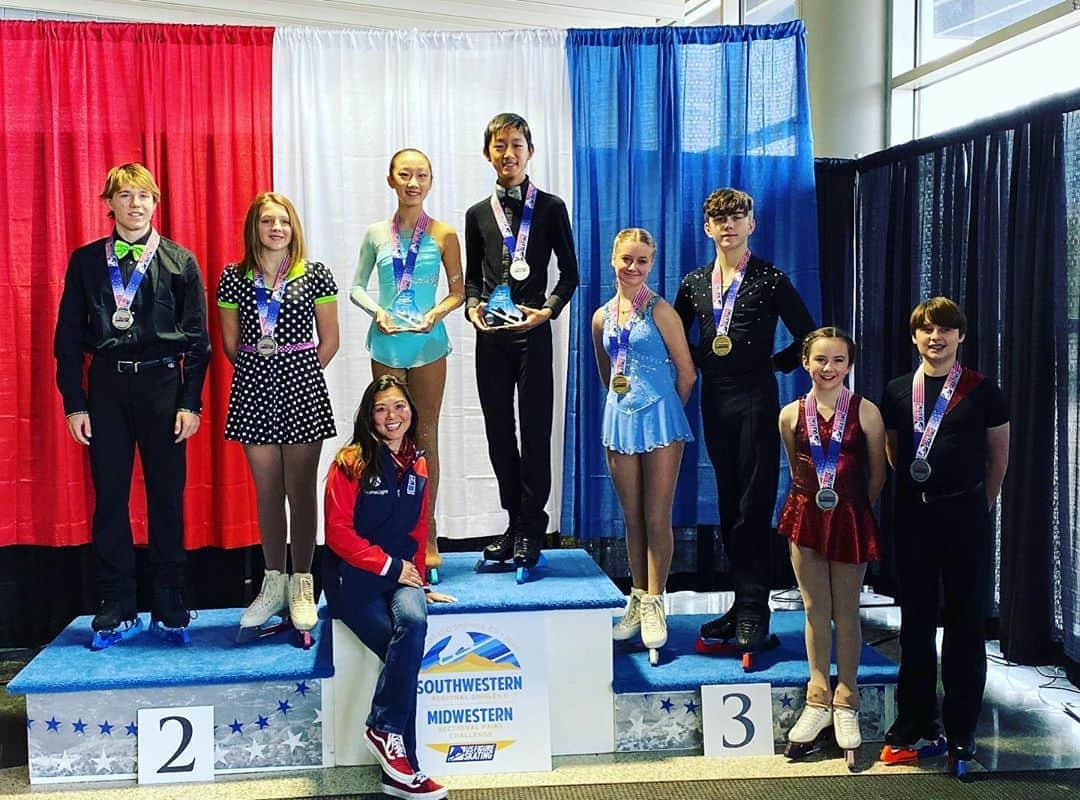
[137,706,214,784]
[701,683,775,758]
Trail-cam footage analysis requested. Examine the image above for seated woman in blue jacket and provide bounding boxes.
[324,374,455,800]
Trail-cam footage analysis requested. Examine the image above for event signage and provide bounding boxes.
[415,612,551,775]
[700,682,775,758]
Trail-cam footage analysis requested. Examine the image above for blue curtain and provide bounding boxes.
[561,23,821,540]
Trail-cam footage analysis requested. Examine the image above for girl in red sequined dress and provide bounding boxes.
[777,328,886,766]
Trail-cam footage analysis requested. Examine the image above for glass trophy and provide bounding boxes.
[483,283,525,327]
[388,288,426,330]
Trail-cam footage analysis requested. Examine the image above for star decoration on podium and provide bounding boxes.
[72,719,87,734]
[98,720,113,735]
[684,700,698,715]
[229,719,244,734]
[780,693,794,709]
[659,698,674,713]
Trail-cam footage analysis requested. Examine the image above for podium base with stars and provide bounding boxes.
[612,612,898,752]
[7,607,334,784]
[332,550,626,776]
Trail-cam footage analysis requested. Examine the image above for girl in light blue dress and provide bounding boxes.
[591,228,695,664]
[351,149,465,583]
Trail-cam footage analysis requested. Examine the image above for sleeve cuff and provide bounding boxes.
[380,556,397,578]
[466,297,481,309]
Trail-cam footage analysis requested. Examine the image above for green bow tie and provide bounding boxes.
[113,241,146,261]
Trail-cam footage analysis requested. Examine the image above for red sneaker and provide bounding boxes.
[380,771,447,800]
[364,727,414,783]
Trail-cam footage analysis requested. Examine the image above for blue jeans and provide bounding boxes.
[336,569,427,769]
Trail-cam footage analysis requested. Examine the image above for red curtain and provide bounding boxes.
[0,22,272,549]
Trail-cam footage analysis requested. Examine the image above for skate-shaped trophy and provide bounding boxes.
[482,283,525,327]
[386,211,430,331]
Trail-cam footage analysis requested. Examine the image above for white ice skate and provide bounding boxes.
[833,705,861,771]
[236,569,288,643]
[784,702,833,761]
[639,593,667,667]
[288,572,317,648]
[613,587,644,642]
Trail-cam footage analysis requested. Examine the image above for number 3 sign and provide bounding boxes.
[701,683,775,758]
[137,706,214,784]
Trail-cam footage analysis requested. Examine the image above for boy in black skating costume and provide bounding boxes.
[464,113,578,570]
[674,187,815,652]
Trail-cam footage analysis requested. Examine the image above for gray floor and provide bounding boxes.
[668,588,1080,773]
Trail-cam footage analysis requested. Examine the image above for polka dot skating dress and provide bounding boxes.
[217,260,338,444]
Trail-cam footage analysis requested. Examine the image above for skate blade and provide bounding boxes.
[149,620,191,645]
[695,636,737,655]
[514,553,546,584]
[474,558,515,574]
[89,616,144,651]
[236,618,293,644]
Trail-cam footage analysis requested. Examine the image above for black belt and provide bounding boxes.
[920,482,984,504]
[102,356,178,374]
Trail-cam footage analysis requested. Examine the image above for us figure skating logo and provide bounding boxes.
[417,631,524,762]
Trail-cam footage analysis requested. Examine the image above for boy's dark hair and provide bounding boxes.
[483,113,534,154]
[703,188,754,220]
[909,296,967,337]
[802,326,856,365]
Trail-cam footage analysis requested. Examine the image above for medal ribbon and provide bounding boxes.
[489,182,538,280]
[106,230,161,314]
[805,388,852,491]
[912,360,963,457]
[390,212,430,293]
[254,252,293,340]
[607,286,652,377]
[710,249,752,335]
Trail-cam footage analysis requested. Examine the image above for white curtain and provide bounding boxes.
[272,27,574,540]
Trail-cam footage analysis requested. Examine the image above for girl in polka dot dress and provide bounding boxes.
[217,192,339,643]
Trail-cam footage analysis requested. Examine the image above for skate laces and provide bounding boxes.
[640,595,664,629]
[294,573,314,603]
[791,703,832,738]
[618,595,641,627]
[834,706,860,736]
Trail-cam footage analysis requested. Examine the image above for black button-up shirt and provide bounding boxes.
[464,177,579,319]
[53,229,210,414]
[674,255,815,378]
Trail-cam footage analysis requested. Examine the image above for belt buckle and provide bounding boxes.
[117,360,137,374]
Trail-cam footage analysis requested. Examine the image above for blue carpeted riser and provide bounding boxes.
[428,550,626,615]
[613,612,898,694]
[8,607,333,696]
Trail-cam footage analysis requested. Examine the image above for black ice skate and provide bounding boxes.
[149,585,192,645]
[89,600,143,651]
[948,740,976,780]
[512,526,544,584]
[474,525,518,574]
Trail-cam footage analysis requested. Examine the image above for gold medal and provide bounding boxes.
[712,334,733,357]
[612,374,631,395]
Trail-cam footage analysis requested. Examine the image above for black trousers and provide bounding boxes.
[87,359,187,605]
[895,489,992,744]
[700,373,780,607]
[474,322,553,534]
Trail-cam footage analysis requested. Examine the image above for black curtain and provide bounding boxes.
[814,158,856,329]
[823,89,1080,669]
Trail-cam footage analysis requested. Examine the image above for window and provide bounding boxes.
[743,0,798,25]
[891,0,1080,142]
